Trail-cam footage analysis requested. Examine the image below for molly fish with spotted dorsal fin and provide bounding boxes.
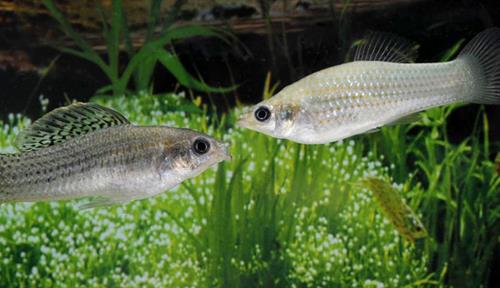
[0,103,230,207]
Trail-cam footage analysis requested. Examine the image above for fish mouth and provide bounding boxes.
[236,115,251,129]
[220,142,232,161]
[236,117,245,128]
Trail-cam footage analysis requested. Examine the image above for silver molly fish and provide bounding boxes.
[238,28,500,144]
[0,103,230,208]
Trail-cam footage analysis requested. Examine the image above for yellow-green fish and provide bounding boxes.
[361,178,427,243]
[238,28,500,144]
[0,103,230,208]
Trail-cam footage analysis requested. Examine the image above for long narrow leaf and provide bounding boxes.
[154,26,231,48]
[156,49,235,93]
[117,46,157,90]
[43,0,113,85]
[162,0,188,31]
[146,0,164,42]
[108,0,124,80]
[59,48,112,80]
[121,10,134,56]
[95,2,111,45]
[42,0,101,61]
[440,39,465,62]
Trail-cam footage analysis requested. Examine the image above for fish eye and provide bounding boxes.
[254,106,271,122]
[193,138,210,155]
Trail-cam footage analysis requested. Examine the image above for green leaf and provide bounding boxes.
[440,39,465,62]
[42,0,101,62]
[117,45,157,91]
[162,0,187,31]
[135,56,158,92]
[154,26,231,48]
[59,48,112,78]
[95,85,114,95]
[146,0,164,42]
[107,0,124,80]
[155,49,236,93]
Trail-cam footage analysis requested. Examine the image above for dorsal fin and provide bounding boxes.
[350,32,419,63]
[15,102,130,152]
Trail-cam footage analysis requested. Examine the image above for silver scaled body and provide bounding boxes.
[273,60,475,144]
[0,126,228,203]
[238,28,500,144]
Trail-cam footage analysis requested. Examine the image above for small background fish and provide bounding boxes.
[0,103,230,208]
[360,177,427,243]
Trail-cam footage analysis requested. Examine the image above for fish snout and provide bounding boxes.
[236,116,248,128]
[236,109,255,129]
[219,142,232,161]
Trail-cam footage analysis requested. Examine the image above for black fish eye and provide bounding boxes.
[254,106,271,122]
[193,138,210,155]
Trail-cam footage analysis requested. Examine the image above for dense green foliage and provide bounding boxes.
[0,93,497,287]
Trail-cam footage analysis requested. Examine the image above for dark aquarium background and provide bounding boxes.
[0,1,499,287]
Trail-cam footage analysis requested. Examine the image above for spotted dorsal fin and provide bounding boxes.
[15,102,130,152]
[350,32,419,63]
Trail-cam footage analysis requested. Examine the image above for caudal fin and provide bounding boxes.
[458,27,500,105]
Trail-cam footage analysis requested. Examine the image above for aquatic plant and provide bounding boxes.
[43,0,232,96]
[1,92,497,287]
